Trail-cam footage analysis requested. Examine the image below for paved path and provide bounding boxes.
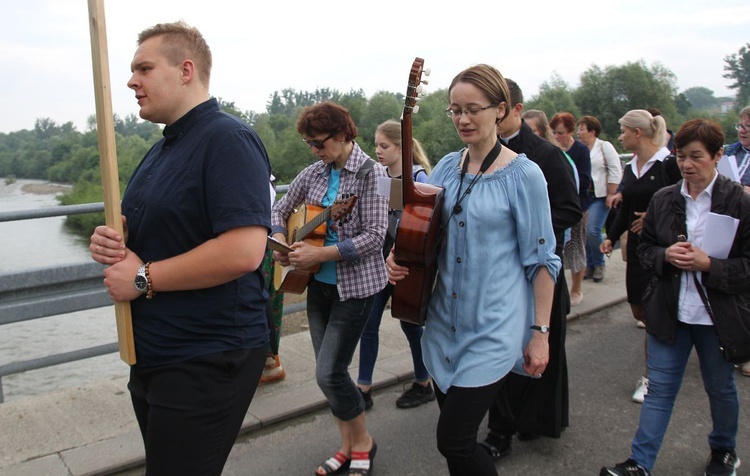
[1,258,747,475]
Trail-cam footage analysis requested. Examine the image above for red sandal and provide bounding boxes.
[315,451,350,475]
[348,440,377,476]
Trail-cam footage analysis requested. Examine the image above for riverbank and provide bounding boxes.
[21,182,71,195]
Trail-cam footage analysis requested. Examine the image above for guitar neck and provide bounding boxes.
[401,57,425,206]
[401,113,416,203]
[294,206,330,242]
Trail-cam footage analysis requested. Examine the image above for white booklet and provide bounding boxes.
[702,212,739,259]
[717,155,739,182]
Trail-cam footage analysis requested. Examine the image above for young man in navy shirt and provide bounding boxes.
[90,21,271,475]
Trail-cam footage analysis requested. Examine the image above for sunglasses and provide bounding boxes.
[303,133,335,149]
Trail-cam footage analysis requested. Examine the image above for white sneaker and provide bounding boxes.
[632,376,649,403]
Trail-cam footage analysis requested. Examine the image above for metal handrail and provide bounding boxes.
[0,184,292,403]
[0,149,636,403]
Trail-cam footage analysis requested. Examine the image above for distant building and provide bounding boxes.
[721,101,735,114]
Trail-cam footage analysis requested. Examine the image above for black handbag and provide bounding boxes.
[692,272,750,364]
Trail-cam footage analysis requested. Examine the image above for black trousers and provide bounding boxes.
[435,379,504,476]
[128,347,266,476]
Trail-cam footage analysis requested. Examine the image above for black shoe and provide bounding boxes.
[516,431,540,441]
[479,432,512,461]
[395,381,435,409]
[705,448,740,476]
[600,459,650,476]
[358,388,373,410]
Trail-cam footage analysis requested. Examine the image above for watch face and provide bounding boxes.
[135,274,148,292]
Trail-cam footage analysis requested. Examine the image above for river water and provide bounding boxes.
[0,178,128,402]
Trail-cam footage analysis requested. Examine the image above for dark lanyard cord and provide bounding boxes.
[451,140,503,216]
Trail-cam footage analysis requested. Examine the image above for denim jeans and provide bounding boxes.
[357,283,430,386]
[306,278,374,421]
[586,197,608,269]
[630,323,739,471]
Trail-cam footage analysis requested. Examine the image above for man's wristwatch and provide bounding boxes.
[530,324,550,333]
[134,264,148,294]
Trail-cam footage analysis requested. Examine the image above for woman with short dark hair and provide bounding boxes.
[271,101,388,476]
[576,115,622,283]
[600,118,747,476]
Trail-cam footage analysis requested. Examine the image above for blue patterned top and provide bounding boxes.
[422,150,561,392]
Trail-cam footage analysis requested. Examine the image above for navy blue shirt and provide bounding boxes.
[122,98,271,367]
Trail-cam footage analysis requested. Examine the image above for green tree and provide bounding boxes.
[682,86,719,111]
[574,60,678,140]
[525,73,580,121]
[358,91,403,155]
[724,43,750,109]
[724,43,750,110]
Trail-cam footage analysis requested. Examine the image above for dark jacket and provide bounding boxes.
[507,121,582,256]
[638,174,750,346]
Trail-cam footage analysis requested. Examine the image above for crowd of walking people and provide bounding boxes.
[88,18,748,476]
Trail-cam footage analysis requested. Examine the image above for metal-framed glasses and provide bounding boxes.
[445,104,498,119]
[303,133,335,149]
[735,123,750,133]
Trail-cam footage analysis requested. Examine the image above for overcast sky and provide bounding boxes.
[2,0,748,133]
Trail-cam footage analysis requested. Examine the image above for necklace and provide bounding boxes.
[452,140,502,215]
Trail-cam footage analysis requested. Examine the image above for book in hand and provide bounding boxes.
[267,236,293,254]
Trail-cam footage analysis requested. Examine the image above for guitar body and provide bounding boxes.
[390,57,444,326]
[272,196,357,294]
[274,204,325,294]
[391,183,444,325]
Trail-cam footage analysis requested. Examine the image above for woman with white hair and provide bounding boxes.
[600,109,681,404]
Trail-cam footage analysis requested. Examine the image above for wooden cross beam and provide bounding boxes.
[87,0,136,365]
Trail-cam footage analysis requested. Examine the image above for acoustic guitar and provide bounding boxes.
[272,195,357,294]
[390,58,445,326]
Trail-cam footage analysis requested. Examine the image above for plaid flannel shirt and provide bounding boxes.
[271,142,388,300]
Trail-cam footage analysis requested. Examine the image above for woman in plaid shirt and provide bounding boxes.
[271,101,388,476]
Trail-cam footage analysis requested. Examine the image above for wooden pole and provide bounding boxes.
[87,0,136,365]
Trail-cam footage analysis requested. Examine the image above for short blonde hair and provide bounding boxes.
[618,109,666,147]
[138,21,212,87]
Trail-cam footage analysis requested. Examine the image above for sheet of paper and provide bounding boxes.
[377,176,403,210]
[267,235,293,253]
[702,212,739,259]
[717,155,739,182]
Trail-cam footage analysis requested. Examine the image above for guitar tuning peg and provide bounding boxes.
[416,85,424,94]
[413,105,420,114]
[423,68,431,77]
[421,79,429,86]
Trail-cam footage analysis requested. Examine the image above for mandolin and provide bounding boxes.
[390,58,444,325]
[272,194,357,294]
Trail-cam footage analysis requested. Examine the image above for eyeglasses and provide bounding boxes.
[303,133,335,149]
[735,123,750,133]
[445,104,498,119]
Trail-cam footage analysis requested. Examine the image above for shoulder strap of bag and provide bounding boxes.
[692,272,715,321]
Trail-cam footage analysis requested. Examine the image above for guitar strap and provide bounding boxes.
[355,158,377,179]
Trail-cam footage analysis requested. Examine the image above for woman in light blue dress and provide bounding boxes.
[387,64,560,476]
